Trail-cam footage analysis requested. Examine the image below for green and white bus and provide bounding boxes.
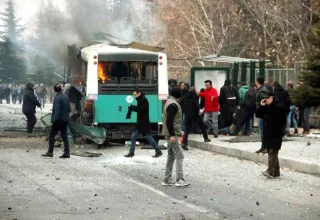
[73,42,168,141]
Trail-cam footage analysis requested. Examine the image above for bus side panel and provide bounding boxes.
[94,95,162,124]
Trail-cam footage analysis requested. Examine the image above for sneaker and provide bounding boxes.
[175,179,190,187]
[181,144,189,151]
[262,171,274,179]
[162,179,176,186]
[152,151,163,158]
[59,154,70,158]
[42,152,53,157]
[204,138,211,143]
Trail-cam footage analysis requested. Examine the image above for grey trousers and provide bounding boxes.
[164,136,184,182]
[203,112,219,133]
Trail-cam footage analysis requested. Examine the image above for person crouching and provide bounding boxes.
[256,92,287,178]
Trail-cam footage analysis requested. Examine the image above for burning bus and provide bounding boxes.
[64,39,168,142]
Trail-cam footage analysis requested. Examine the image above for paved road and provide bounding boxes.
[0,137,319,220]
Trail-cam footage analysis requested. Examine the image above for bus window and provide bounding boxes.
[97,61,158,84]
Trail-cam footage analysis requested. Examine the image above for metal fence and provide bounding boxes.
[233,62,307,88]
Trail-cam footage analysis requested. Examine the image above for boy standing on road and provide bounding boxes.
[162,87,190,187]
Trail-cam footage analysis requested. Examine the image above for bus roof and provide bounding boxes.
[80,42,165,62]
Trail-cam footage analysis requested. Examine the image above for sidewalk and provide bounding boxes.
[189,134,320,176]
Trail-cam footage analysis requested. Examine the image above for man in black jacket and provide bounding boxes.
[255,77,271,154]
[181,86,211,150]
[124,88,162,158]
[42,84,71,158]
[272,82,290,137]
[22,83,41,134]
[256,91,287,178]
[219,79,239,129]
[232,84,256,135]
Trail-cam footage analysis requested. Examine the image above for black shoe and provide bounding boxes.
[213,133,218,138]
[294,129,299,134]
[124,152,134,158]
[181,144,189,151]
[285,131,290,137]
[255,148,266,154]
[42,152,53,157]
[59,154,70,158]
[152,151,163,158]
[204,138,211,143]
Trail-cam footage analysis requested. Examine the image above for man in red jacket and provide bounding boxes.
[198,80,219,138]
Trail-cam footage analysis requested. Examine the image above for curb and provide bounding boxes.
[188,139,320,176]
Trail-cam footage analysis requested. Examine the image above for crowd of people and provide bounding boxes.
[163,77,312,179]
[0,83,47,108]
[14,77,312,185]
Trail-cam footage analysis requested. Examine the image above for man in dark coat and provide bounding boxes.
[255,77,271,154]
[22,83,41,134]
[272,82,290,137]
[42,84,71,158]
[256,91,287,178]
[0,84,3,104]
[219,79,239,129]
[179,81,189,132]
[4,85,11,104]
[124,88,162,158]
[232,84,256,135]
[181,86,210,150]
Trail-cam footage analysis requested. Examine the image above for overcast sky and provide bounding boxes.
[0,0,66,37]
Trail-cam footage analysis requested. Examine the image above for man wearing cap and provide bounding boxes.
[256,91,287,178]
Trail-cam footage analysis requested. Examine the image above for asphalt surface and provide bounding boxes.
[0,138,319,220]
[0,104,320,220]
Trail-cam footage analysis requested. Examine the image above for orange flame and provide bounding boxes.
[98,62,107,83]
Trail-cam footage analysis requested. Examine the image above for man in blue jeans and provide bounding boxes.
[124,88,162,158]
[255,77,270,154]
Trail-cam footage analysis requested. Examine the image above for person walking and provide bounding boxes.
[162,87,190,187]
[256,92,287,179]
[42,84,71,158]
[296,81,310,136]
[179,81,189,132]
[22,83,41,134]
[38,83,47,108]
[285,82,299,135]
[4,85,11,104]
[198,80,219,138]
[11,85,18,104]
[17,84,23,104]
[124,88,162,158]
[255,77,270,154]
[232,84,256,135]
[180,86,211,150]
[219,79,239,129]
[0,84,4,104]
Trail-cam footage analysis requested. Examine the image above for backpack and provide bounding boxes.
[225,86,237,106]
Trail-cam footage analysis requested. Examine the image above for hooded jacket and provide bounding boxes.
[273,84,290,113]
[180,91,201,121]
[238,85,249,106]
[22,83,40,114]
